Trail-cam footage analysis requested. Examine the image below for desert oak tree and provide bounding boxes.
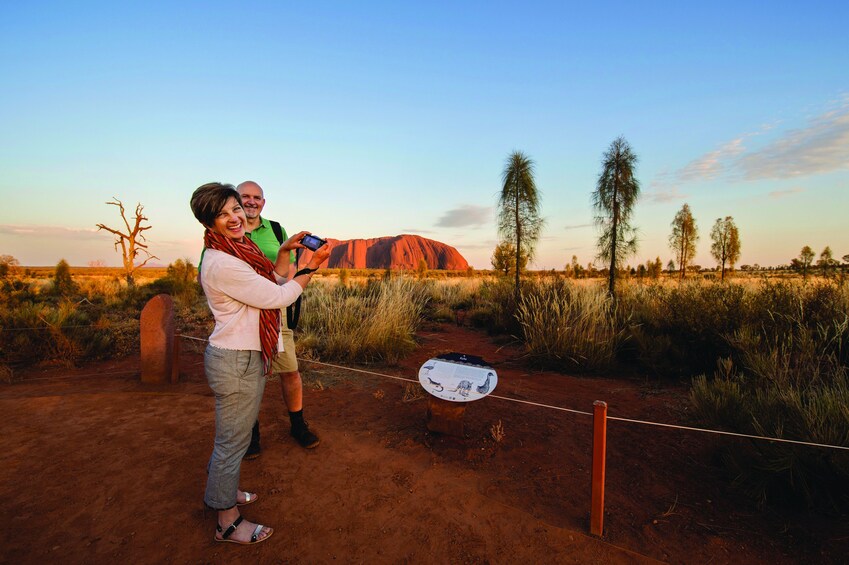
[491,241,528,276]
[96,198,158,287]
[797,245,815,279]
[593,136,640,297]
[709,216,741,281]
[498,151,543,297]
[669,203,698,279]
[818,246,837,276]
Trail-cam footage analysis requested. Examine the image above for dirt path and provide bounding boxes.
[1,322,845,563]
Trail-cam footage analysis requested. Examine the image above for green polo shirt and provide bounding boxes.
[247,216,294,264]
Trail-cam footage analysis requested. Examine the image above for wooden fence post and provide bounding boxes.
[591,400,608,537]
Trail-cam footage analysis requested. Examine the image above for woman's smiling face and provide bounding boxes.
[211,196,247,240]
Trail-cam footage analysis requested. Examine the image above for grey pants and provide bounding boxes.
[203,345,266,510]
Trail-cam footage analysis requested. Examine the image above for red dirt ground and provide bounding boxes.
[2,322,847,564]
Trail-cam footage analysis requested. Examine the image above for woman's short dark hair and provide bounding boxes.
[190,182,242,227]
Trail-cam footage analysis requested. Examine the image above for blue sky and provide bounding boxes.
[1,1,847,269]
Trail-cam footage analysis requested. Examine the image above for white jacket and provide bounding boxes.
[200,249,303,352]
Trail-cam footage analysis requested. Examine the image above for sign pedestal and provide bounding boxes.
[420,353,496,437]
[140,294,179,384]
[426,396,467,436]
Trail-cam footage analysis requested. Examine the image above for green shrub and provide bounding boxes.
[690,293,849,510]
[53,259,76,296]
[622,281,748,377]
[145,259,201,309]
[0,299,114,365]
[691,361,849,510]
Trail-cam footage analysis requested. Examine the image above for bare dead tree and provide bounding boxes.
[96,198,158,287]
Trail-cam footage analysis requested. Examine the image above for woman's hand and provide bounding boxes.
[307,242,332,269]
[280,231,310,252]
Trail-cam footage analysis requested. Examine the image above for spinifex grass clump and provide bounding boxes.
[516,279,628,371]
[298,277,428,364]
[690,280,849,510]
[421,278,482,323]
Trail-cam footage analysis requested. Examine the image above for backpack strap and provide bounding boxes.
[269,219,302,328]
[269,220,285,244]
[267,219,304,330]
[286,247,303,330]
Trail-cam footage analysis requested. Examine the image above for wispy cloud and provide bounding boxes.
[739,104,849,179]
[563,223,592,231]
[677,138,747,182]
[0,224,106,240]
[644,184,689,203]
[455,239,497,250]
[435,205,493,228]
[768,187,805,199]
[654,99,849,189]
[402,228,436,235]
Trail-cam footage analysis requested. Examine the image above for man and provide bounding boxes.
[237,180,320,456]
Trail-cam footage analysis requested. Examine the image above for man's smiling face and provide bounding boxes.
[237,181,266,220]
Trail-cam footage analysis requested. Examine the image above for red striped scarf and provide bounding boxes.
[204,229,280,375]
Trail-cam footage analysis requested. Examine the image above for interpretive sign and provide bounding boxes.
[418,353,497,403]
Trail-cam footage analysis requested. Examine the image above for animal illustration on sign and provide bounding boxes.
[418,353,497,403]
[427,377,444,392]
[477,373,493,394]
[448,380,472,397]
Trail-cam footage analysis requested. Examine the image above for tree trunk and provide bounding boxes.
[514,184,521,300]
[608,192,619,297]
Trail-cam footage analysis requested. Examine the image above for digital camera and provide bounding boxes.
[301,234,327,251]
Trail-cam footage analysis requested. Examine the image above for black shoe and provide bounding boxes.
[243,441,261,460]
[243,421,261,460]
[291,424,320,449]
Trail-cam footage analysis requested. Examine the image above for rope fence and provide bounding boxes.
[177,333,849,453]
[9,369,140,382]
[300,356,849,451]
[0,324,106,331]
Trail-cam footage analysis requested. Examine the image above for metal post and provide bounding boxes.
[590,400,608,536]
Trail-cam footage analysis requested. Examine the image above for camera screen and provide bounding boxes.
[302,234,325,251]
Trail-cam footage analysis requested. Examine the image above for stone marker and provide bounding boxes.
[426,396,467,436]
[140,294,179,384]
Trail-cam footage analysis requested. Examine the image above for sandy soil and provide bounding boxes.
[2,322,846,564]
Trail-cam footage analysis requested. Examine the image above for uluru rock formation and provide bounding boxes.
[302,234,468,270]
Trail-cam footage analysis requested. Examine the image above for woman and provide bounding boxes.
[190,182,331,545]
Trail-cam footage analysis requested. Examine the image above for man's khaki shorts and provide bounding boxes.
[272,328,299,374]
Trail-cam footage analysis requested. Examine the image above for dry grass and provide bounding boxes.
[298,277,428,364]
[402,383,426,402]
[490,420,505,442]
[517,280,627,371]
[0,364,16,384]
